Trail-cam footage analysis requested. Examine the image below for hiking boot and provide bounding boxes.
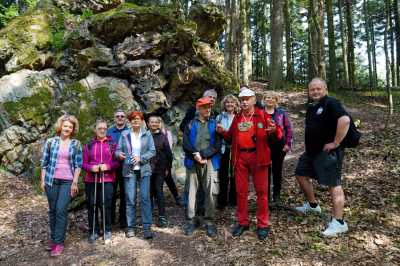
[144,229,154,239]
[296,202,321,213]
[323,219,348,236]
[126,227,136,238]
[273,193,282,205]
[232,224,249,236]
[45,240,56,251]
[185,221,200,235]
[88,233,99,243]
[50,245,63,256]
[175,196,184,206]
[104,231,112,244]
[258,227,268,240]
[157,217,167,227]
[206,225,217,238]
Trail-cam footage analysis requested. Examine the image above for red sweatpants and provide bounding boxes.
[235,151,269,227]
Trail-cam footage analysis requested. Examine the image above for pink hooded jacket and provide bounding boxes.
[82,136,121,183]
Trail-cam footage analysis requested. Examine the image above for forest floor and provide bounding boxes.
[1,82,400,265]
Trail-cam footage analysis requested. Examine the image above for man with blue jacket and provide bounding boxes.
[182,98,222,238]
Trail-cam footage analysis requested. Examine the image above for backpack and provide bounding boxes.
[87,140,114,160]
[324,98,361,148]
[48,137,81,154]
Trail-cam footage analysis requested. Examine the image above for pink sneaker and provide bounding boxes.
[50,244,63,256]
[45,240,56,251]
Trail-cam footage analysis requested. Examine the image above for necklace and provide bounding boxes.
[239,110,255,132]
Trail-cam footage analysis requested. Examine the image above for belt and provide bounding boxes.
[239,148,256,153]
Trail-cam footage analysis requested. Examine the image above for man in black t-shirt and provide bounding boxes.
[294,78,350,237]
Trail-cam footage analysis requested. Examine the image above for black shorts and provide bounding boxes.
[294,149,344,186]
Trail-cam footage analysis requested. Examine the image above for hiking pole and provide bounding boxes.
[93,172,97,239]
[101,163,107,245]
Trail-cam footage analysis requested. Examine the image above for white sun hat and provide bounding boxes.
[238,89,255,98]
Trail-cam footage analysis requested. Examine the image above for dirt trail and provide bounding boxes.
[1,85,400,265]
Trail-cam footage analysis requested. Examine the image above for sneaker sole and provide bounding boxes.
[45,247,53,251]
[50,252,62,257]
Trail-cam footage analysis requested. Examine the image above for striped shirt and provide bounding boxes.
[40,136,83,186]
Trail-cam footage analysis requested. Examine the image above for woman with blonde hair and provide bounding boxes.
[216,94,240,210]
[262,91,293,204]
[40,115,82,256]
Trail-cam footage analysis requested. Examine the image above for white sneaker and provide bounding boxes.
[296,202,321,213]
[323,218,348,236]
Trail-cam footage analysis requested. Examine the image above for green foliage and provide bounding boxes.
[55,52,63,69]
[63,7,76,20]
[0,3,18,26]
[80,7,93,19]
[49,26,67,50]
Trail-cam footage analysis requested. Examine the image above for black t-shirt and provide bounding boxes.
[305,96,348,154]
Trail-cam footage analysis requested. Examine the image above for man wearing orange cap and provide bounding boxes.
[182,98,222,238]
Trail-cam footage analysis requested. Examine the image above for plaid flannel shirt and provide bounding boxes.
[40,136,83,186]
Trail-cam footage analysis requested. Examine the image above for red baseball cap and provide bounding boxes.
[196,98,212,108]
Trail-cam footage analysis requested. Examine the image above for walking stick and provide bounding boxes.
[93,172,97,239]
[101,163,107,244]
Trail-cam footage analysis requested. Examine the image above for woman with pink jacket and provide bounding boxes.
[82,119,121,244]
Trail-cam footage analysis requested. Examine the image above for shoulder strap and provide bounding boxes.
[48,137,55,152]
[75,140,81,155]
[109,140,114,155]
[88,141,93,160]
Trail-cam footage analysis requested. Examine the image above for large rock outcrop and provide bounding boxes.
[0,1,238,205]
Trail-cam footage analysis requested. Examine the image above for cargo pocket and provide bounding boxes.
[212,171,220,195]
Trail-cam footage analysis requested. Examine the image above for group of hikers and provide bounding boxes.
[40,77,351,257]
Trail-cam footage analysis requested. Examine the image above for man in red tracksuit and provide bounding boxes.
[216,89,282,240]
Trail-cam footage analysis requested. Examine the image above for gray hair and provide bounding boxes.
[309,77,327,89]
[113,109,126,117]
[94,119,108,128]
[203,89,217,98]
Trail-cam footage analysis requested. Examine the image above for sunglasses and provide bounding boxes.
[115,115,125,119]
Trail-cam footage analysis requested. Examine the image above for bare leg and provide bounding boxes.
[329,186,345,220]
[295,175,316,203]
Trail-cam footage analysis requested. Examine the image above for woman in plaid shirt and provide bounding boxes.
[40,115,83,256]
[263,92,293,205]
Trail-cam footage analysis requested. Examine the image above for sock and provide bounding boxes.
[309,202,318,208]
[335,219,344,225]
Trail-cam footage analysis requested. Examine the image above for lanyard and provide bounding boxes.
[242,109,255,123]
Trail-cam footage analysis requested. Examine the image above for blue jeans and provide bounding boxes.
[46,178,72,246]
[124,170,152,230]
[183,183,205,210]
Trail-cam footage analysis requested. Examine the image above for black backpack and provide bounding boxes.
[325,98,361,148]
[87,140,114,160]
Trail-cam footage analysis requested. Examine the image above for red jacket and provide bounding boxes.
[221,107,282,167]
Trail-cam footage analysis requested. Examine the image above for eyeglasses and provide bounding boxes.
[115,115,125,119]
[96,128,107,131]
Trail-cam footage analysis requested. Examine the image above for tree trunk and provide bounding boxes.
[364,0,373,88]
[262,0,268,79]
[346,0,356,86]
[246,0,252,81]
[225,0,232,71]
[338,0,349,86]
[269,0,284,89]
[18,0,28,14]
[390,10,396,87]
[151,0,157,7]
[326,0,337,91]
[232,0,238,78]
[285,0,294,83]
[384,0,393,132]
[371,15,378,86]
[316,0,326,80]
[308,1,318,81]
[395,0,400,86]
[240,0,249,85]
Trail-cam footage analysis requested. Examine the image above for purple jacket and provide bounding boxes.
[82,136,121,183]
